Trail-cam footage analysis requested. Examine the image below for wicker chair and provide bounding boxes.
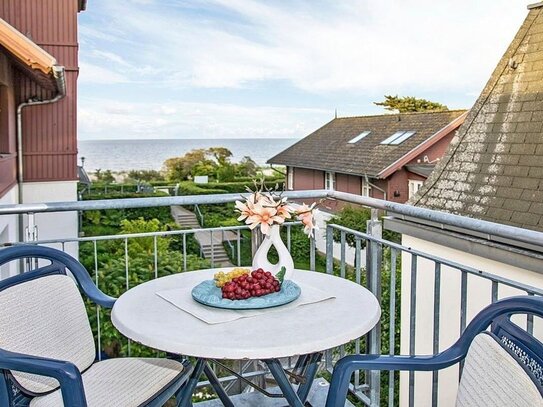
[0,245,192,407]
[326,295,543,407]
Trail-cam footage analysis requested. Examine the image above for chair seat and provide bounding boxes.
[30,357,185,407]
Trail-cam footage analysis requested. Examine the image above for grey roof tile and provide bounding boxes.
[267,110,466,177]
[413,5,543,232]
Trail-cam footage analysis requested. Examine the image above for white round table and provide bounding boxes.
[111,268,381,407]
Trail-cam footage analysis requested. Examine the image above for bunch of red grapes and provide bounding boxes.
[221,269,281,300]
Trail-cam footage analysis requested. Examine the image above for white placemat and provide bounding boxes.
[156,282,335,325]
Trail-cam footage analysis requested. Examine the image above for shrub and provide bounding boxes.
[327,206,401,247]
[81,218,211,358]
[327,206,372,247]
[191,180,285,194]
[177,181,229,196]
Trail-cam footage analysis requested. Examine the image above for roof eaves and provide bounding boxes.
[78,0,88,12]
[528,2,543,10]
[0,19,57,75]
[269,162,379,178]
[0,18,63,93]
[377,111,468,179]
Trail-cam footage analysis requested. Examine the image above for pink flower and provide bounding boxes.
[296,203,318,237]
[235,193,259,221]
[276,203,292,220]
[246,204,285,235]
[235,200,253,222]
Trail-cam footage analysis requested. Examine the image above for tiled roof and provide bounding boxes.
[412,4,543,232]
[267,110,466,178]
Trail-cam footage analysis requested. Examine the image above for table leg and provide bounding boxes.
[203,362,235,407]
[264,358,307,407]
[177,358,206,407]
[296,353,323,403]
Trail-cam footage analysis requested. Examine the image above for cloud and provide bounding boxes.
[78,62,131,84]
[78,98,330,140]
[77,0,528,139]
[79,0,526,93]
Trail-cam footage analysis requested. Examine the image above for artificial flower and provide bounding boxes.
[246,204,285,235]
[296,203,318,237]
[235,182,318,236]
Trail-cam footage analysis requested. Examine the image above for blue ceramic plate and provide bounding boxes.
[191,279,301,310]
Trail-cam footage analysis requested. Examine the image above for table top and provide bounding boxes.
[111,268,381,359]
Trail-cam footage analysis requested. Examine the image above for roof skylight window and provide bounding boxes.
[380,131,417,145]
[348,131,371,144]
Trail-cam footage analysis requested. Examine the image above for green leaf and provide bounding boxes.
[276,266,286,283]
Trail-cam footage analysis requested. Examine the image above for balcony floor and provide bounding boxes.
[195,378,354,406]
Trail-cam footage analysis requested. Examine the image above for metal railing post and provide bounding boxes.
[325,225,334,370]
[366,209,382,406]
[23,212,39,271]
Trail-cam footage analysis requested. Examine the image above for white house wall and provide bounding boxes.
[22,181,79,259]
[399,234,543,407]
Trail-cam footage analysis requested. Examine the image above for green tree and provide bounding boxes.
[120,218,170,256]
[208,147,233,167]
[94,169,115,183]
[163,149,216,181]
[236,156,258,177]
[375,95,448,112]
[127,169,164,182]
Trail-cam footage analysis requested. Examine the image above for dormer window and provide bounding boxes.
[348,131,371,144]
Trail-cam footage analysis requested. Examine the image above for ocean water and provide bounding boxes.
[78,138,299,172]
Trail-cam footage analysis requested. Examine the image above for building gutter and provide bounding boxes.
[364,174,386,200]
[16,65,66,241]
[269,164,286,176]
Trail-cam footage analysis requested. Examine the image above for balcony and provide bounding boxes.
[0,190,541,407]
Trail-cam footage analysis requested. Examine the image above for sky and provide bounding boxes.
[77,0,527,141]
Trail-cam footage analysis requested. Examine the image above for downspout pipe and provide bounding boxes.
[16,65,66,242]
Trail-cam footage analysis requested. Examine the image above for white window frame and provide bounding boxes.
[287,166,294,190]
[325,171,336,191]
[361,181,371,197]
[408,179,424,199]
[381,130,417,145]
[348,131,371,144]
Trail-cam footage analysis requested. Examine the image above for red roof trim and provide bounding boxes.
[377,111,468,179]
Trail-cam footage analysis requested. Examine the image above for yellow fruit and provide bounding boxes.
[213,268,250,287]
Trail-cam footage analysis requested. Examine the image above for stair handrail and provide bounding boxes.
[194,204,204,227]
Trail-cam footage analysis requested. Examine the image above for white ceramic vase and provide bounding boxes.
[252,224,294,280]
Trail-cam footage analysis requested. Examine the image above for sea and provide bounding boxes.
[78,138,299,172]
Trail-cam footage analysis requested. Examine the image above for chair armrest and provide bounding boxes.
[0,348,87,407]
[325,351,464,407]
[75,275,116,308]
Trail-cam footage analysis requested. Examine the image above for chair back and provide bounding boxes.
[456,332,542,406]
[0,247,96,396]
[456,305,543,406]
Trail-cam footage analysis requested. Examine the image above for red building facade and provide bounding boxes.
[0,0,84,198]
